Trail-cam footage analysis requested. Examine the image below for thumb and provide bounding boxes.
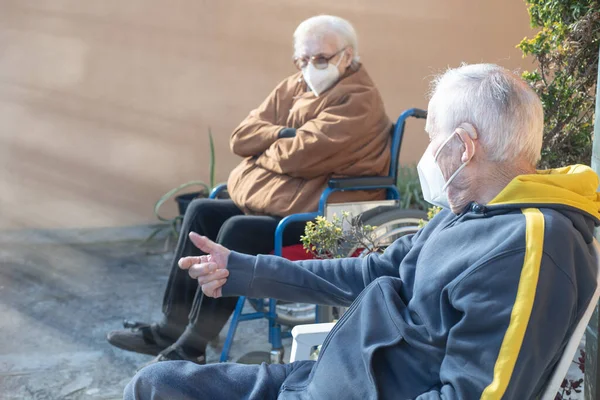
[189,232,218,253]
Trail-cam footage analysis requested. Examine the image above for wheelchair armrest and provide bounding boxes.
[209,184,228,199]
[328,176,395,190]
[290,322,336,362]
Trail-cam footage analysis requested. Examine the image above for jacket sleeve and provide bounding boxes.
[222,231,417,306]
[415,252,577,399]
[254,92,376,179]
[229,80,293,157]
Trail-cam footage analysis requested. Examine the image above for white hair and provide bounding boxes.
[426,63,544,166]
[293,15,360,68]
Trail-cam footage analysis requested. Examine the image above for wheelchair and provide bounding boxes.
[209,108,428,363]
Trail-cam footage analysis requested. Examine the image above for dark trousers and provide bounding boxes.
[124,359,315,400]
[160,199,306,347]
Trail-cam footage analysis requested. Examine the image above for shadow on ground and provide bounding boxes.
[0,234,291,399]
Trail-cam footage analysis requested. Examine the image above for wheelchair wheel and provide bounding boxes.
[253,207,428,326]
[355,207,427,254]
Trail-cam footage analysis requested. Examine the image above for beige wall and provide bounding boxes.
[0,0,535,230]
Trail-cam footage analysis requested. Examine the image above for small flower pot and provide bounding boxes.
[174,191,207,216]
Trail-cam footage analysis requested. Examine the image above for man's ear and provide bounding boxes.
[455,123,478,163]
[457,122,478,139]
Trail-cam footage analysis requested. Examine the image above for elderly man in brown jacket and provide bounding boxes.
[107,15,391,365]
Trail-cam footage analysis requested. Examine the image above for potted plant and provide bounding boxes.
[145,129,224,249]
[300,212,379,259]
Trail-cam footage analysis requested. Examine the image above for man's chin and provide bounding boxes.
[448,201,469,215]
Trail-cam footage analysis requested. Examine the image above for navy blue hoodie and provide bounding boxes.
[223,164,600,399]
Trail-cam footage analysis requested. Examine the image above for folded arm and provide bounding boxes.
[255,93,375,179]
[230,80,294,157]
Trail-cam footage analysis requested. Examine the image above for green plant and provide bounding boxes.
[396,165,429,211]
[418,206,443,229]
[518,0,600,168]
[301,212,379,259]
[301,205,442,261]
[144,129,218,248]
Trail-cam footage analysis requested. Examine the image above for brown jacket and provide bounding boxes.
[227,65,392,216]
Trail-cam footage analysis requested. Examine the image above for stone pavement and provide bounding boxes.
[0,226,292,400]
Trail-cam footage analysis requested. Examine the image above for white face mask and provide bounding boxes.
[301,51,344,96]
[417,132,473,209]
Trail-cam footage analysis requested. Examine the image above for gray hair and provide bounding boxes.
[426,63,544,166]
[293,15,360,68]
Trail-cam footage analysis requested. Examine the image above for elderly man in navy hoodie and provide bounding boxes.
[124,63,600,399]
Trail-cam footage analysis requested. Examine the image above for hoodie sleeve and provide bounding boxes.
[415,251,577,399]
[222,231,417,306]
[229,78,295,157]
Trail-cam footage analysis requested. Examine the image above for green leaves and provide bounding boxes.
[302,164,433,259]
[301,213,378,259]
[418,206,443,229]
[518,0,599,168]
[396,165,429,211]
[527,0,594,27]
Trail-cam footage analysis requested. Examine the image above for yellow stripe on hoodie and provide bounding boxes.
[481,208,545,399]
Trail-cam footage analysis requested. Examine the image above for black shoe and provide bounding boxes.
[139,345,206,370]
[106,321,175,356]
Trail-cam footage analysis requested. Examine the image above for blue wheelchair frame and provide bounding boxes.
[209,108,427,362]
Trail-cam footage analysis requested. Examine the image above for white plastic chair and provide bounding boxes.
[290,240,600,399]
[290,322,335,362]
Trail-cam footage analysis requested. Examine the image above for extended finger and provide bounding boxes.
[189,232,220,253]
[178,255,209,269]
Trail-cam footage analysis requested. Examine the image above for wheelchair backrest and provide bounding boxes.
[389,108,427,180]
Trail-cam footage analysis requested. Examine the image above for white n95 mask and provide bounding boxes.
[302,52,344,96]
[417,131,473,209]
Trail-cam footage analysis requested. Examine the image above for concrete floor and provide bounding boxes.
[0,227,291,400]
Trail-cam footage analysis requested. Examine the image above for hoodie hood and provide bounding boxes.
[488,164,600,224]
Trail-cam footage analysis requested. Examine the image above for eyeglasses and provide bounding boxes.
[293,48,346,70]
